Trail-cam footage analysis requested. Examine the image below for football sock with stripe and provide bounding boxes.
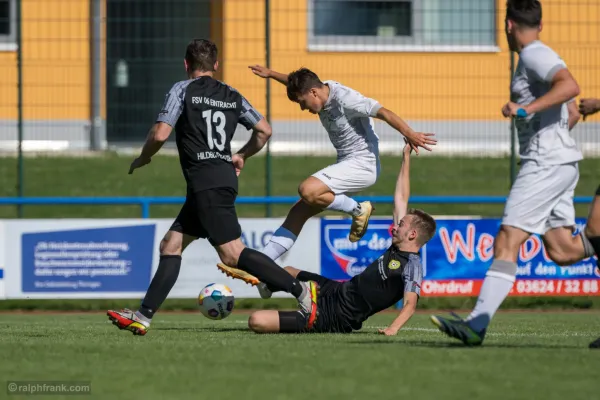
[465,260,516,332]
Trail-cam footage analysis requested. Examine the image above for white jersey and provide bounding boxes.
[318,81,381,160]
[511,41,582,165]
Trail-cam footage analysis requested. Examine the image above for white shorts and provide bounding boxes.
[312,156,380,195]
[502,161,579,235]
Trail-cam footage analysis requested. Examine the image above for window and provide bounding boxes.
[308,0,498,52]
[0,0,16,50]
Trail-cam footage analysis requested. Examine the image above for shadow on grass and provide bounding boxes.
[154,327,250,333]
[346,338,583,349]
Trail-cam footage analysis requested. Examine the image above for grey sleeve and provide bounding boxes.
[403,256,423,297]
[156,81,188,127]
[337,86,382,118]
[238,94,264,130]
[521,46,567,83]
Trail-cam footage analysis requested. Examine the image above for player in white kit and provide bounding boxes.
[217,66,436,298]
[431,0,600,346]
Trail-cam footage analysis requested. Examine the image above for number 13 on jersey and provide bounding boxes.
[202,110,227,151]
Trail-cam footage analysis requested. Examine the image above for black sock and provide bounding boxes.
[587,186,600,256]
[237,248,303,298]
[266,268,311,293]
[265,284,280,293]
[278,311,307,333]
[139,255,181,319]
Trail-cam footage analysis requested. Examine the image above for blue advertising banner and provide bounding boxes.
[320,218,599,296]
[22,225,156,293]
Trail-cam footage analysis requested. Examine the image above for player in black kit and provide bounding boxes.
[244,140,436,334]
[107,39,318,335]
[578,97,600,348]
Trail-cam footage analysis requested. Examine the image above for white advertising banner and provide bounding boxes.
[1,218,319,300]
[0,220,5,299]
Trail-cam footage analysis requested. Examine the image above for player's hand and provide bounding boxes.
[378,327,398,336]
[404,131,436,155]
[502,101,521,118]
[402,138,413,156]
[248,65,272,79]
[232,153,245,176]
[128,156,151,175]
[579,98,600,120]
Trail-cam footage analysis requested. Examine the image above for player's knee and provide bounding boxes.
[248,313,267,333]
[298,182,317,205]
[493,228,521,261]
[160,237,182,256]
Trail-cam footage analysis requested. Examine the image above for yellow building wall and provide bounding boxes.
[0,0,91,120]
[222,0,600,122]
[0,0,596,124]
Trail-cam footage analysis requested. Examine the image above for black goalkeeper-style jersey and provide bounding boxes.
[156,76,263,193]
[338,246,423,328]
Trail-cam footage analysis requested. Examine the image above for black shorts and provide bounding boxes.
[296,271,358,334]
[170,187,241,246]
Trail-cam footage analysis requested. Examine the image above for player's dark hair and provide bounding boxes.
[407,208,436,245]
[286,68,324,101]
[506,0,542,28]
[185,39,218,72]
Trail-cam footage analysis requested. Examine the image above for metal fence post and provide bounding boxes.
[90,0,105,151]
[264,0,272,217]
[509,51,517,186]
[16,0,24,218]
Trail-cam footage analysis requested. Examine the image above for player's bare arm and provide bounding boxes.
[375,107,437,155]
[378,292,418,336]
[567,100,581,130]
[393,141,412,225]
[129,122,173,174]
[248,65,288,86]
[232,118,273,176]
[579,97,600,120]
[503,69,580,117]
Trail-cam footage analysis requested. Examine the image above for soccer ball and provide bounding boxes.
[198,283,235,320]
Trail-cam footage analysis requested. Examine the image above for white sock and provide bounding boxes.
[466,268,516,332]
[262,227,297,261]
[326,195,361,216]
[134,311,151,324]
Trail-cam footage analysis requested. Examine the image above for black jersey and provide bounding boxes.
[156,76,263,192]
[337,246,423,326]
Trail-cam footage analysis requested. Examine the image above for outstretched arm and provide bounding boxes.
[378,292,418,336]
[248,65,288,86]
[393,141,412,225]
[128,122,173,174]
[129,81,186,174]
[375,108,436,155]
[232,95,273,176]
